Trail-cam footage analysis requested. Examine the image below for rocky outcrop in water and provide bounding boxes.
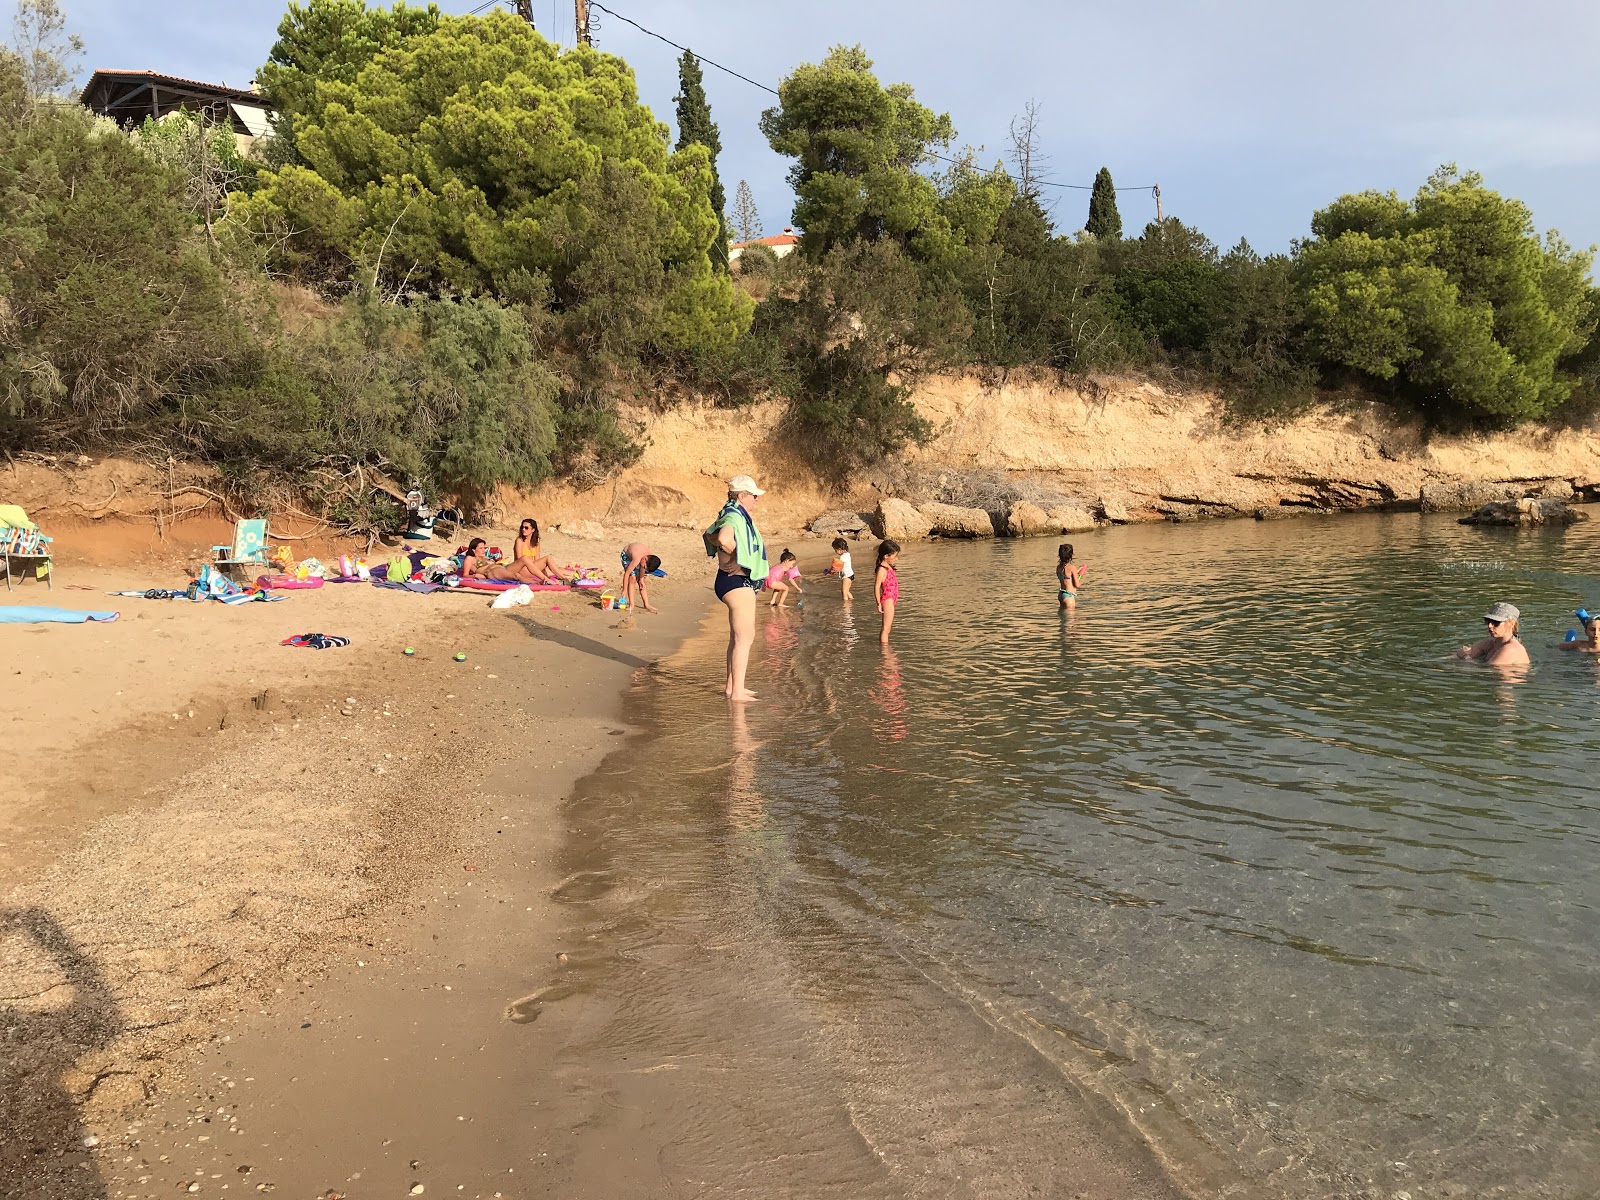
[920,501,995,538]
[1421,479,1573,514]
[808,510,870,538]
[1460,498,1588,526]
[873,498,932,541]
[1004,501,1053,537]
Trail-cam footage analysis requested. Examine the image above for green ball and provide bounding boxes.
[403,647,415,656]
[454,652,467,662]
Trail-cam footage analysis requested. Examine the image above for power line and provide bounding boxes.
[582,1,1158,198]
[587,2,777,96]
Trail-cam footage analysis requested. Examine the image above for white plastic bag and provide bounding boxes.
[490,584,533,609]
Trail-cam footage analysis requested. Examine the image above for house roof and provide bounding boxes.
[731,233,800,249]
[80,69,272,128]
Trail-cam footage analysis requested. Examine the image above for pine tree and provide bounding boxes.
[1085,166,1122,240]
[674,50,728,269]
[730,179,762,245]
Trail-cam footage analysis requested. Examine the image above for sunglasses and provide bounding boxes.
[1484,618,1509,627]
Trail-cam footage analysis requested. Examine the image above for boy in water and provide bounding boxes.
[1456,601,1530,666]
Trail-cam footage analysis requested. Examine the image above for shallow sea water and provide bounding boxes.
[557,512,1600,1198]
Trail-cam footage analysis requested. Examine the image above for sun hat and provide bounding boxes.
[728,474,765,497]
[1483,602,1520,623]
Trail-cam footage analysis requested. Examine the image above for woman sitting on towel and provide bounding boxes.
[467,522,568,584]
[511,518,566,581]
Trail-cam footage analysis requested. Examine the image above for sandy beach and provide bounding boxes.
[0,523,711,1199]
[2,521,1185,1200]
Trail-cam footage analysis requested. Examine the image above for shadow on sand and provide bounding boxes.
[1,907,121,1200]
[508,612,650,670]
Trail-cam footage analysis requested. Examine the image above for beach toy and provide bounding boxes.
[403,646,415,656]
[454,652,467,662]
[1577,608,1593,623]
[1565,630,1579,642]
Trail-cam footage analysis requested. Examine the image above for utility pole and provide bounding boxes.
[1153,183,1163,223]
[575,0,591,44]
[513,0,534,25]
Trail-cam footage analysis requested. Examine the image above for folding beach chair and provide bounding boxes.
[0,504,53,592]
[212,518,271,582]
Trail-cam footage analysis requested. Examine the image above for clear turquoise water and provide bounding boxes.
[569,512,1600,1198]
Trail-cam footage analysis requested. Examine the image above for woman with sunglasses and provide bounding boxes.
[470,519,568,584]
[1456,601,1530,666]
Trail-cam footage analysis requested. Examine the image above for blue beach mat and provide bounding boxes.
[0,606,119,624]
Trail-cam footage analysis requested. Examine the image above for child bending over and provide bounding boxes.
[765,549,803,607]
[620,542,661,613]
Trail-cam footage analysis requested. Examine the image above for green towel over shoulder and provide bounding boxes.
[704,500,768,580]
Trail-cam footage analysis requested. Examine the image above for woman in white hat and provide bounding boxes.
[1456,602,1530,666]
[704,475,769,701]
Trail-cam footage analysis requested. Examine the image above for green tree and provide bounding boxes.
[674,50,727,270]
[1110,219,1222,352]
[9,0,80,110]
[1298,166,1596,423]
[1085,166,1121,240]
[236,10,749,354]
[730,178,762,244]
[760,44,954,261]
[256,0,442,145]
[135,109,252,243]
[0,88,248,442]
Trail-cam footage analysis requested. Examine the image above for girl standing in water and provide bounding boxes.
[1057,543,1086,609]
[874,539,901,646]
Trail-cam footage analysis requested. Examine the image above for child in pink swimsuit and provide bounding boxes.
[765,549,803,607]
[874,539,901,645]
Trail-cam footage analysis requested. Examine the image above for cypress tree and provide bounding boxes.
[1085,166,1122,240]
[731,178,763,245]
[674,50,728,270]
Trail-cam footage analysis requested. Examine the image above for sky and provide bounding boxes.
[58,0,1600,254]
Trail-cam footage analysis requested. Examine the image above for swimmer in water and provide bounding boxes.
[1556,611,1600,654]
[1456,601,1530,667]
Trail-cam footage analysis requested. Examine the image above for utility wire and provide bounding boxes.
[583,0,1157,197]
[587,2,778,96]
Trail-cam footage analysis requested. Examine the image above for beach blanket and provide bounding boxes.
[256,574,324,591]
[0,606,118,624]
[373,579,445,594]
[455,578,569,593]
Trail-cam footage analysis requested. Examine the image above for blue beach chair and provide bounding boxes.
[212,518,270,581]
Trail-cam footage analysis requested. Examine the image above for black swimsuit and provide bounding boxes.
[715,570,756,599]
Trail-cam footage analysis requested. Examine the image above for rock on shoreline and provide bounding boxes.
[1460,498,1588,526]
